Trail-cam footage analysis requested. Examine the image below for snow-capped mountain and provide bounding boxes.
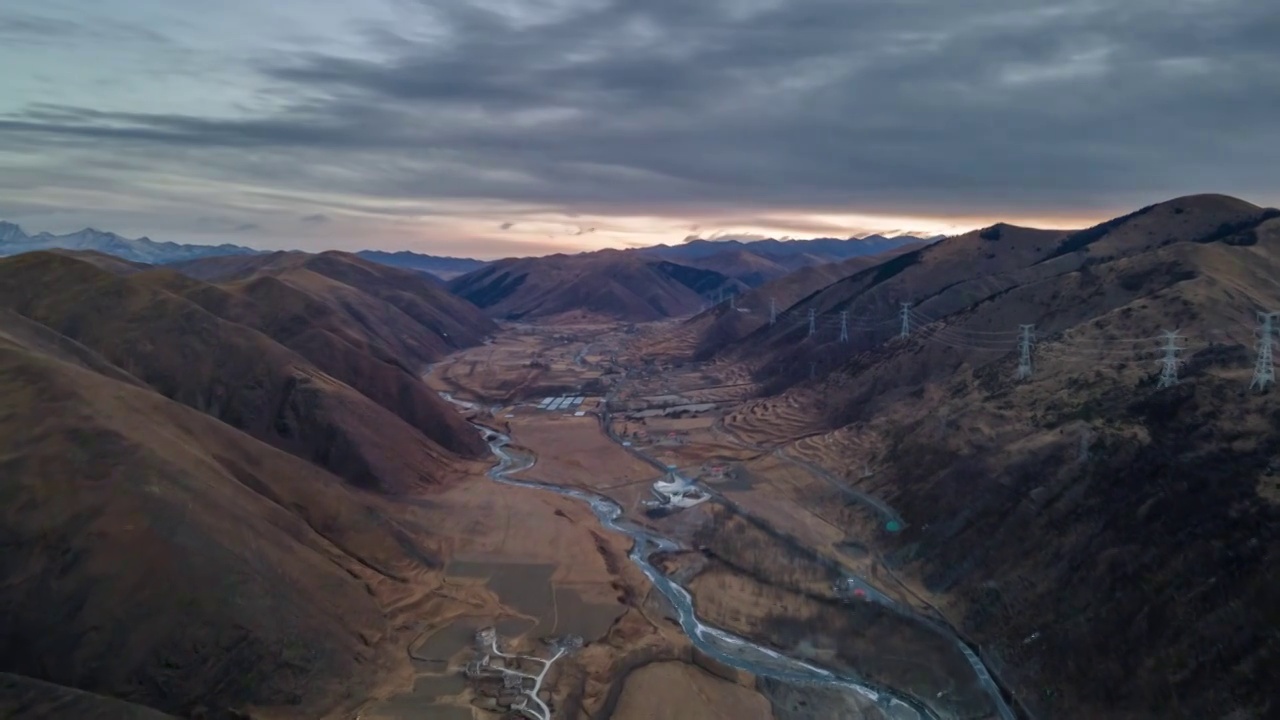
[0,221,262,265]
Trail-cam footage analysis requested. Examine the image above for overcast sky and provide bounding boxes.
[1,0,1277,258]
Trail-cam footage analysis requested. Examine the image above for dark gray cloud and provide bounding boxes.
[193,216,261,234]
[300,213,331,223]
[2,0,1278,233]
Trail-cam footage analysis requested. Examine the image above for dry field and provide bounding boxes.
[424,322,1007,719]
[609,661,774,720]
[427,330,609,403]
[359,461,684,718]
[508,413,658,490]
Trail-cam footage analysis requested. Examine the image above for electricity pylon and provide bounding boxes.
[899,302,912,339]
[839,311,849,342]
[730,292,736,310]
[808,308,816,337]
[1016,324,1035,379]
[769,297,777,326]
[1157,330,1184,388]
[1250,311,1278,390]
[810,361,817,379]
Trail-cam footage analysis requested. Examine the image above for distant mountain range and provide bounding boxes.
[0,222,260,265]
[636,234,933,265]
[353,250,487,280]
[0,219,945,287]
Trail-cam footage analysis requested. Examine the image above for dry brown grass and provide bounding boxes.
[509,414,657,490]
[609,661,774,720]
[447,249,738,322]
[0,252,483,493]
[0,340,437,719]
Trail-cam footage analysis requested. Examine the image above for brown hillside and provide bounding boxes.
[170,250,495,360]
[724,194,1276,381]
[685,242,930,360]
[447,250,744,321]
[131,268,485,461]
[0,336,443,718]
[0,252,482,492]
[716,195,1280,718]
[46,249,150,276]
[0,308,147,388]
[1,673,179,719]
[711,223,1076,374]
[679,249,791,287]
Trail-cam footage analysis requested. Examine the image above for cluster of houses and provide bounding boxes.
[462,628,583,719]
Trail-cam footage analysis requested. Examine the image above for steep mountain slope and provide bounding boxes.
[169,250,495,363]
[447,250,744,321]
[676,248,791,287]
[0,252,485,493]
[709,223,1074,379]
[1,673,180,719]
[355,249,487,279]
[0,328,445,719]
[711,195,1280,718]
[688,241,931,359]
[0,221,258,265]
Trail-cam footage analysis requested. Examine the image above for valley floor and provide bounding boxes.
[398,320,1013,720]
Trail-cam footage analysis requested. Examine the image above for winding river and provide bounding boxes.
[439,383,1017,720]
[440,392,935,719]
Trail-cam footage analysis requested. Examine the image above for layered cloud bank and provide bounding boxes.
[1,0,1276,256]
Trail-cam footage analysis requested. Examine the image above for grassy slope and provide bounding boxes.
[728,196,1280,718]
[0,336,438,718]
[0,252,480,492]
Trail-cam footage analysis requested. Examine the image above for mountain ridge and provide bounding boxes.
[0,219,946,279]
[681,193,1280,718]
[446,250,747,322]
[0,221,260,265]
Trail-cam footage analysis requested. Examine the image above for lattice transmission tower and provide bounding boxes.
[1016,324,1035,379]
[1250,311,1279,390]
[1156,330,1185,389]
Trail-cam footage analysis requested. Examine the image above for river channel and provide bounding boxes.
[437,385,1015,720]
[449,407,929,718]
